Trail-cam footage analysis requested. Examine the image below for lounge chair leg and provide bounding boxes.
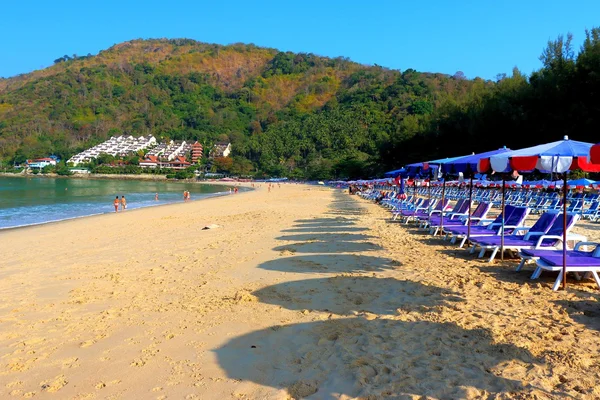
[450,236,457,244]
[476,247,484,257]
[488,248,499,263]
[459,237,467,248]
[516,258,526,272]
[553,271,563,291]
[592,271,600,290]
[531,267,542,280]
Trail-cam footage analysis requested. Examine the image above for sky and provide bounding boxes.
[1,0,599,80]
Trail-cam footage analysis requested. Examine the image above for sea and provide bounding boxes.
[0,176,234,230]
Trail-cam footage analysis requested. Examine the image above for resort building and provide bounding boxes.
[146,140,192,161]
[26,157,59,169]
[68,135,156,165]
[139,155,191,170]
[209,142,231,158]
[191,141,203,163]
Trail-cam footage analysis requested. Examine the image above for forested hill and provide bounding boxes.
[1,31,600,179]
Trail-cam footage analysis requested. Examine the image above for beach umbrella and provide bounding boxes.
[384,167,406,177]
[480,136,600,289]
[567,178,594,188]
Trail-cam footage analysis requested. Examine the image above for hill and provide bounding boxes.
[0,38,481,178]
[2,31,599,179]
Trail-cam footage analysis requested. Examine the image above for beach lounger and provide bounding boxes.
[532,243,600,290]
[436,202,493,237]
[445,205,529,248]
[470,211,560,262]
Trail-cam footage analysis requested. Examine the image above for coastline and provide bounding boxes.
[0,180,253,233]
[0,189,240,233]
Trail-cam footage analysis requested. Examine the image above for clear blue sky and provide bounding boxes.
[2,0,599,79]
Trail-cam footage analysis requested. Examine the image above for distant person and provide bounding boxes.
[183,191,187,201]
[121,195,127,210]
[186,191,191,201]
[155,193,159,201]
[234,187,238,194]
[113,196,120,213]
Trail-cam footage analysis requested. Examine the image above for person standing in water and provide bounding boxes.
[155,193,159,201]
[120,195,127,211]
[113,196,120,213]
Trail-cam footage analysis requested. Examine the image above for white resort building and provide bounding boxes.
[68,135,157,165]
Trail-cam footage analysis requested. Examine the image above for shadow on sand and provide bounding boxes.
[259,254,401,274]
[216,191,547,398]
[253,276,461,316]
[216,316,542,398]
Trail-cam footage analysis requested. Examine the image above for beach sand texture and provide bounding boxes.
[1,185,600,399]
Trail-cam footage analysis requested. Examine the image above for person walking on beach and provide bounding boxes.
[113,196,120,213]
[120,195,127,211]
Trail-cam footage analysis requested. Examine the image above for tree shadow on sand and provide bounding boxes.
[259,254,401,274]
[281,226,370,233]
[274,241,381,254]
[253,277,461,316]
[275,233,375,242]
[216,316,544,399]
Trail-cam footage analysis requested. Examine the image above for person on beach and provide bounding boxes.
[113,196,120,213]
[120,195,127,210]
[155,193,159,201]
[186,191,191,201]
[234,187,238,194]
[183,191,187,202]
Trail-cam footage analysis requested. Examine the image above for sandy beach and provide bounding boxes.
[2,184,600,399]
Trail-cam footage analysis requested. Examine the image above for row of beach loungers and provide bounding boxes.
[360,186,600,291]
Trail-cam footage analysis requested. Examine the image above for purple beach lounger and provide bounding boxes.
[470,211,561,262]
[531,242,600,290]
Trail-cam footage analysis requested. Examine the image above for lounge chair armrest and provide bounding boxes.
[523,231,543,240]
[512,227,531,236]
[429,210,442,215]
[574,241,600,251]
[534,235,564,249]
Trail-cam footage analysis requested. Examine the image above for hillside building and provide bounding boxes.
[68,135,156,165]
[191,141,203,163]
[209,142,231,159]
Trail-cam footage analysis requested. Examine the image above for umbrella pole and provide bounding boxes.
[428,182,432,226]
[440,180,446,234]
[467,176,473,244]
[563,172,568,290]
[501,177,506,262]
[412,179,417,220]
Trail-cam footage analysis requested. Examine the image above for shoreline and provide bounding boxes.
[0,179,255,233]
[0,189,242,233]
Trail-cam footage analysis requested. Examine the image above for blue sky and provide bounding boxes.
[1,0,599,79]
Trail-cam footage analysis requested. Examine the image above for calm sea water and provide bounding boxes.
[0,176,234,229]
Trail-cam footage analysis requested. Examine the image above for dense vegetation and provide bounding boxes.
[1,30,599,179]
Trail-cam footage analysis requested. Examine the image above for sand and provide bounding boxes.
[1,184,600,399]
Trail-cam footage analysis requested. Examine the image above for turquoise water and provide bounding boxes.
[0,176,233,229]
